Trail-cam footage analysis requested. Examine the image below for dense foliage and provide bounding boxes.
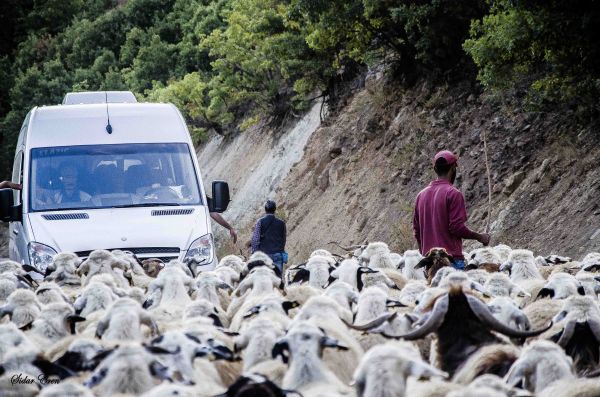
[464,0,600,117]
[1,0,598,178]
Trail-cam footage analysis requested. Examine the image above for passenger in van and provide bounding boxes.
[52,162,92,204]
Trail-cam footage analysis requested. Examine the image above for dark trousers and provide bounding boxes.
[268,252,285,274]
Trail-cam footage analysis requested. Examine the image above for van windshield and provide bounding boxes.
[29,143,202,211]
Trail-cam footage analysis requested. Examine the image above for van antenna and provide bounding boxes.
[105,91,113,134]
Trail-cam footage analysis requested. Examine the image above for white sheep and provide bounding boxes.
[234,316,286,371]
[77,250,131,289]
[95,297,158,341]
[216,255,245,274]
[500,249,543,284]
[352,341,447,397]
[73,280,119,317]
[487,296,531,330]
[290,295,364,383]
[83,343,174,396]
[34,282,71,305]
[25,302,85,350]
[399,250,426,280]
[505,340,575,393]
[536,272,585,300]
[45,252,81,287]
[323,281,359,313]
[276,321,352,396]
[360,242,398,270]
[0,289,43,328]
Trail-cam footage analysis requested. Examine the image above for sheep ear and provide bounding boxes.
[19,321,34,331]
[32,357,75,380]
[0,305,13,320]
[87,347,117,369]
[243,305,262,318]
[16,274,36,288]
[553,310,568,323]
[149,360,173,382]
[272,340,290,364]
[209,313,224,327]
[145,345,180,355]
[408,360,448,379]
[142,299,153,309]
[66,315,86,335]
[290,268,310,284]
[54,351,86,372]
[184,333,202,344]
[320,336,349,351]
[577,285,586,295]
[536,288,554,300]
[386,299,406,308]
[415,257,433,269]
[209,345,237,361]
[397,258,405,270]
[282,300,300,314]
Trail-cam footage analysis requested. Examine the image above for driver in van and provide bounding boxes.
[52,162,92,204]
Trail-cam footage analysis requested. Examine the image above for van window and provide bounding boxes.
[29,143,202,211]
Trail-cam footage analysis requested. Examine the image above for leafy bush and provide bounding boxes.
[464,0,600,116]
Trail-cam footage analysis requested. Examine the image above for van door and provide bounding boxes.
[8,150,27,263]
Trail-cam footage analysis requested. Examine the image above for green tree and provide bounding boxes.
[464,0,600,116]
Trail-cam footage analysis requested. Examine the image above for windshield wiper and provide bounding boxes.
[110,203,182,208]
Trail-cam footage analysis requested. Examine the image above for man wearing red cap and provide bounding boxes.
[413,150,490,269]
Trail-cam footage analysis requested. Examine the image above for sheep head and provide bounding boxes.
[359,283,551,376]
[415,247,454,284]
[548,295,600,374]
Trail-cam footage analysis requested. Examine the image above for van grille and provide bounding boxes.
[151,208,194,216]
[43,213,89,220]
[76,247,180,261]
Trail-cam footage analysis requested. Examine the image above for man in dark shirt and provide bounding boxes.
[249,199,287,273]
[413,150,490,269]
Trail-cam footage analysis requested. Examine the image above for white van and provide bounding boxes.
[0,91,230,278]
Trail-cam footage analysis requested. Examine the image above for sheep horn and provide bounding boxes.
[344,312,397,331]
[327,241,365,251]
[556,320,576,347]
[384,295,450,340]
[272,340,290,364]
[320,336,349,351]
[22,264,44,275]
[587,318,600,343]
[466,295,553,338]
[32,357,75,380]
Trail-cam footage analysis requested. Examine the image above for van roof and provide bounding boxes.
[27,103,191,148]
[62,91,137,105]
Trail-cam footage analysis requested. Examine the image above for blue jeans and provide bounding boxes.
[453,259,465,270]
[268,252,285,274]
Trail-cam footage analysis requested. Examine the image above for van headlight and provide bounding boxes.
[184,234,213,265]
[28,242,57,273]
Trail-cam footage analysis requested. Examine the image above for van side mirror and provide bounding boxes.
[0,188,22,222]
[209,181,230,213]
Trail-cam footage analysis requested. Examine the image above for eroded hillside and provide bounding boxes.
[202,72,600,260]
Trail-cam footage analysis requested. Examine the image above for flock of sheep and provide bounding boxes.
[1,242,600,397]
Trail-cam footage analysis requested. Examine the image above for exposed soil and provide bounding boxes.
[276,73,600,260]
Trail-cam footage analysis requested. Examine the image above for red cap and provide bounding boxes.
[433,150,458,166]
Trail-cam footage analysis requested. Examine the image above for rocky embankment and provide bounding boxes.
[200,71,600,260]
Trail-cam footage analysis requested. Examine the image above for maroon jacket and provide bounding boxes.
[412,179,478,260]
